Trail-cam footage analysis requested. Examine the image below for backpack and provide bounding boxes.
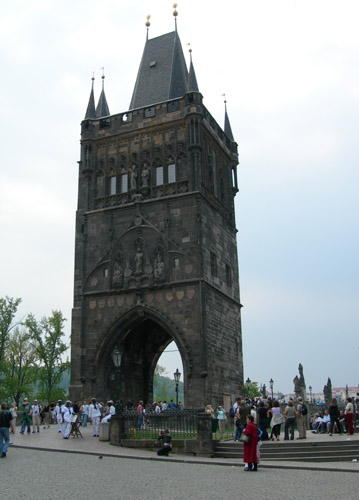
[230,406,235,418]
[301,403,308,416]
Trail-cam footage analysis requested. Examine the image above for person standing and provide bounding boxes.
[43,401,51,429]
[345,397,354,435]
[88,398,102,437]
[257,401,269,441]
[54,400,64,433]
[269,400,283,441]
[10,402,17,434]
[329,398,341,435]
[0,402,15,458]
[243,415,259,471]
[62,401,73,439]
[81,400,89,427]
[20,398,32,434]
[217,406,227,435]
[284,400,296,440]
[30,399,41,433]
[296,397,307,439]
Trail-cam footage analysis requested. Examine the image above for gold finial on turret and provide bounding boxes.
[91,71,95,81]
[145,15,151,40]
[173,3,178,30]
[221,93,227,104]
[100,67,105,79]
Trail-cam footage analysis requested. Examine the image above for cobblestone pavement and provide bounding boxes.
[1,447,358,500]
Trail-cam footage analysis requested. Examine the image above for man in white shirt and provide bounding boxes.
[81,400,89,427]
[54,400,64,433]
[62,401,73,439]
[88,398,102,437]
[102,401,116,423]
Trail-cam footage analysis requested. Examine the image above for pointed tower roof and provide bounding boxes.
[96,74,110,118]
[84,76,96,120]
[224,101,235,142]
[129,31,189,110]
[187,49,199,92]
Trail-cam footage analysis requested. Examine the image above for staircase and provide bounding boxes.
[214,439,359,462]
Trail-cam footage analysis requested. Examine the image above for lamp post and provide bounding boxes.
[111,346,123,415]
[173,368,181,407]
[246,377,251,398]
[309,385,313,403]
[269,378,274,400]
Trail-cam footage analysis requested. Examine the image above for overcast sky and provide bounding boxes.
[1,0,358,396]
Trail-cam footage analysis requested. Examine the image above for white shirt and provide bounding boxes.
[89,402,102,419]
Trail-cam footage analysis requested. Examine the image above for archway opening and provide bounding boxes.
[153,340,184,407]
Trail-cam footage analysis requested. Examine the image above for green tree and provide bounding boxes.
[26,310,69,402]
[0,327,38,405]
[0,296,22,364]
[243,381,262,399]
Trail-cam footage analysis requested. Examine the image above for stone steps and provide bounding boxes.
[214,440,359,462]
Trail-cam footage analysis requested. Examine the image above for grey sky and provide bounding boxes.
[1,0,358,395]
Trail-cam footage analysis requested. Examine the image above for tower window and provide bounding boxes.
[210,252,217,277]
[156,166,164,186]
[109,176,116,195]
[173,258,180,268]
[168,163,176,183]
[103,268,109,278]
[120,173,128,193]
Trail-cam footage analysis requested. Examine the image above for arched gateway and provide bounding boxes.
[70,20,244,408]
[94,307,190,405]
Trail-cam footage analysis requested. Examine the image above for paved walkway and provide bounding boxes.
[9,425,359,473]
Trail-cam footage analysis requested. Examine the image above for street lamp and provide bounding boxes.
[309,385,313,403]
[269,378,274,400]
[173,368,181,407]
[246,377,251,398]
[111,346,123,415]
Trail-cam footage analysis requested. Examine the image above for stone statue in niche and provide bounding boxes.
[113,250,124,287]
[154,246,165,282]
[141,163,150,188]
[130,165,138,191]
[134,238,145,275]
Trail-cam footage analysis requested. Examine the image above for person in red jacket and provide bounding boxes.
[243,414,259,471]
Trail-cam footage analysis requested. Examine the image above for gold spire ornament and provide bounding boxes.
[145,15,151,39]
[173,3,178,30]
[221,93,227,104]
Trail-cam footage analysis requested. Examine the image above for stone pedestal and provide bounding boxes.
[109,415,125,446]
[99,422,110,441]
[185,412,214,457]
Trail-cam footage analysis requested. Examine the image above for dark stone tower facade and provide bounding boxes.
[70,26,243,408]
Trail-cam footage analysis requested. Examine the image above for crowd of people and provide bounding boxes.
[0,395,185,458]
[204,395,356,471]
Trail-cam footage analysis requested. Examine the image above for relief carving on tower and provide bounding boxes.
[84,214,197,295]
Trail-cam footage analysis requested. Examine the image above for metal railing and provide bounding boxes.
[122,409,200,440]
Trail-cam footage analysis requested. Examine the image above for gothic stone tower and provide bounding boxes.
[70,26,244,408]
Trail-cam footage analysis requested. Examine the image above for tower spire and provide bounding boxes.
[96,68,110,118]
[187,44,199,93]
[84,73,96,120]
[222,94,234,141]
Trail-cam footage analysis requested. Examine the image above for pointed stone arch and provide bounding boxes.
[92,305,193,405]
